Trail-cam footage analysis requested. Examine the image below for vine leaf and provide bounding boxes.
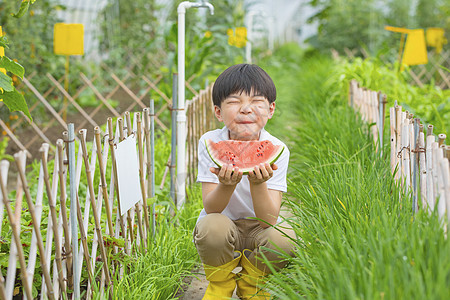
[0,56,25,79]
[12,0,36,18]
[1,89,32,121]
[0,72,14,92]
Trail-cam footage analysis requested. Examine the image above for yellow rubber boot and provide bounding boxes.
[203,251,242,299]
[236,249,271,300]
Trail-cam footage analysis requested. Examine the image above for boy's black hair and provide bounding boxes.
[212,64,276,107]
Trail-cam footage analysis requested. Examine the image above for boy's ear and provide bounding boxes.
[214,105,223,122]
[268,102,276,119]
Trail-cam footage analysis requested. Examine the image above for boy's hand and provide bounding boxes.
[210,164,243,186]
[248,163,278,185]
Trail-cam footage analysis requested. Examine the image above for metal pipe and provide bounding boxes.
[67,124,80,299]
[177,1,214,208]
[150,99,156,235]
[171,74,178,206]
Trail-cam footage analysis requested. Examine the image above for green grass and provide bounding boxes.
[260,46,450,299]
[91,186,203,300]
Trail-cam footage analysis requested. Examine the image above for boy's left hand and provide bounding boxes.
[248,163,278,184]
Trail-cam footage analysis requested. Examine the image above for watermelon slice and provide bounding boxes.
[205,139,284,175]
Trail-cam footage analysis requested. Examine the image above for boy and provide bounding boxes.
[195,64,295,299]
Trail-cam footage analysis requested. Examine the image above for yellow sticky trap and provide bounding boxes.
[54,23,84,55]
[385,26,411,34]
[1,25,5,99]
[0,25,5,75]
[426,28,447,53]
[403,29,428,66]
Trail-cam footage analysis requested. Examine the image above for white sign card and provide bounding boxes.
[115,134,142,215]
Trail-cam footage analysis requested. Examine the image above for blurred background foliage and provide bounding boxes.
[0,0,448,131]
[307,0,449,55]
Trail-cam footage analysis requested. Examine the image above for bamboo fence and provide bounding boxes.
[349,80,450,226]
[0,106,166,299]
[1,57,200,160]
[185,83,217,186]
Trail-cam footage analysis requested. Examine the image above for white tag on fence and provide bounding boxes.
[115,134,141,215]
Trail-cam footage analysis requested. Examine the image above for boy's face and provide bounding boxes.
[214,90,275,140]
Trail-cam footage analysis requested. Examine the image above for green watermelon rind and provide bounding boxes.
[205,139,285,175]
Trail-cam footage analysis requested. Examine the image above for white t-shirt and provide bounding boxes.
[196,126,290,224]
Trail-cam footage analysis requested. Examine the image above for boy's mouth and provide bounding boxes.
[236,120,254,124]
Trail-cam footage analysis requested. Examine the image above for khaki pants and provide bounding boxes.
[194,213,296,273]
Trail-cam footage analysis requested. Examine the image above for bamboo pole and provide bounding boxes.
[28,143,51,300]
[143,108,155,236]
[136,112,150,241]
[435,147,446,222]
[0,158,33,299]
[432,142,440,211]
[0,269,6,300]
[418,131,427,210]
[186,101,191,186]
[370,91,378,144]
[379,93,387,157]
[78,131,113,290]
[412,119,420,213]
[107,118,128,251]
[5,151,27,298]
[395,105,402,181]
[49,146,64,299]
[439,157,450,225]
[118,118,135,247]
[150,100,156,233]
[390,107,397,175]
[427,124,433,136]
[40,145,67,298]
[94,127,114,236]
[76,130,98,288]
[401,119,410,187]
[14,153,55,300]
[0,160,33,300]
[438,133,446,146]
[56,140,73,293]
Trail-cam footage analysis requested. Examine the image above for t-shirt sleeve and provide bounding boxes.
[266,146,289,192]
[197,136,219,183]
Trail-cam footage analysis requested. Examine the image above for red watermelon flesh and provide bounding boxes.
[205,139,284,174]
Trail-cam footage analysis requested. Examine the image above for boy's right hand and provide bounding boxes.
[210,164,243,186]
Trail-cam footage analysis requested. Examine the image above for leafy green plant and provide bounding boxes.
[326,57,450,134]
[255,44,450,300]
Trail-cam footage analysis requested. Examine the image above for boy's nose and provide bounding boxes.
[240,104,252,114]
